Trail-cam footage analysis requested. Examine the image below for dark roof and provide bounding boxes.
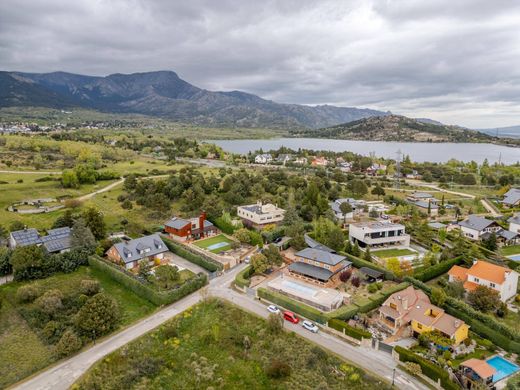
[459,215,498,231]
[359,267,384,279]
[414,200,439,209]
[43,237,71,253]
[295,247,346,266]
[304,234,335,253]
[46,227,71,238]
[10,228,41,246]
[288,262,334,281]
[165,217,190,229]
[113,234,168,264]
[428,222,446,230]
[508,215,520,225]
[503,188,520,205]
[481,229,519,241]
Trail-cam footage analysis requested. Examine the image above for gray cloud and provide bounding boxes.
[1,0,520,128]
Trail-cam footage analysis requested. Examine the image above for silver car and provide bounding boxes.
[267,305,280,314]
[302,320,319,333]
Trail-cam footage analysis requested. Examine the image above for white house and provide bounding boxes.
[458,215,501,240]
[254,154,272,164]
[448,261,519,302]
[330,198,364,221]
[349,221,410,248]
[509,214,520,234]
[237,201,285,229]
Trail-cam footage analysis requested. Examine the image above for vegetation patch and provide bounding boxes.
[371,248,417,258]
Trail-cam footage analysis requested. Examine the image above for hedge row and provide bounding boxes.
[394,346,459,390]
[257,288,327,324]
[212,216,237,235]
[234,265,254,288]
[88,256,208,306]
[328,318,371,340]
[162,237,222,272]
[339,251,395,281]
[413,256,464,282]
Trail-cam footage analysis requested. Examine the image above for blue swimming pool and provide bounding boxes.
[206,242,229,251]
[509,254,520,261]
[281,280,318,297]
[487,356,520,382]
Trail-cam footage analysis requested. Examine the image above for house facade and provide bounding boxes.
[458,215,501,240]
[509,214,520,234]
[254,154,272,164]
[311,157,328,166]
[330,198,364,221]
[106,234,169,270]
[378,286,469,346]
[448,261,518,302]
[164,212,217,241]
[288,247,351,287]
[237,202,285,229]
[349,221,410,248]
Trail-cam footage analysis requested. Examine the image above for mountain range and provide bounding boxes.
[0,70,387,129]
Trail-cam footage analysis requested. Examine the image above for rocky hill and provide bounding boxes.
[0,70,387,129]
[291,115,496,142]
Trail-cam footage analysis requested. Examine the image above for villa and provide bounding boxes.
[448,260,518,302]
[348,221,410,248]
[237,201,285,229]
[164,212,217,241]
[406,192,437,203]
[106,234,169,270]
[378,286,468,346]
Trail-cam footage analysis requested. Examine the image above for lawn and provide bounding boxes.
[372,248,417,258]
[0,267,157,388]
[502,245,520,256]
[193,234,234,253]
[74,299,384,390]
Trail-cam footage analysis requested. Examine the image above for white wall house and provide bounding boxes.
[449,261,519,302]
[509,214,520,234]
[349,221,410,248]
[458,215,501,240]
[237,201,285,228]
[254,154,272,164]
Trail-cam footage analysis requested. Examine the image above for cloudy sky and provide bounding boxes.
[1,0,520,128]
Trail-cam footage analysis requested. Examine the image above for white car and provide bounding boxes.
[267,305,280,314]
[302,320,319,333]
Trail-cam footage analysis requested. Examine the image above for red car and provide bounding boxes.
[283,310,299,324]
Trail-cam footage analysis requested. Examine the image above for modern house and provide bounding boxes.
[311,157,329,166]
[106,234,169,270]
[164,212,217,241]
[237,202,285,229]
[460,358,495,387]
[378,286,469,346]
[254,154,272,164]
[9,227,72,254]
[348,221,410,248]
[509,214,520,234]
[458,215,501,240]
[448,260,519,302]
[288,247,351,287]
[502,188,520,208]
[412,200,439,216]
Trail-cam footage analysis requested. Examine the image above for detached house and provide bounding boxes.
[330,198,364,221]
[106,234,169,270]
[165,212,217,241]
[349,221,410,248]
[502,188,520,208]
[311,157,329,166]
[509,214,520,234]
[458,215,501,240]
[378,286,468,346]
[237,202,285,229]
[448,260,518,302]
[254,154,272,164]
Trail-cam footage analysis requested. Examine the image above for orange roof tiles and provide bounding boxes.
[463,281,479,291]
[461,358,496,379]
[468,261,509,284]
[448,265,468,281]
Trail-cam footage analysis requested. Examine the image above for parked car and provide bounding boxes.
[283,310,299,324]
[302,320,319,333]
[244,256,251,264]
[267,305,280,314]
[273,237,283,243]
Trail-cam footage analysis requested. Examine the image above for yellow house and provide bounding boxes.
[379,286,469,346]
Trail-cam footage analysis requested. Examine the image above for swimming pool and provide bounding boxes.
[487,355,520,382]
[206,241,229,251]
[281,280,318,297]
[508,254,520,261]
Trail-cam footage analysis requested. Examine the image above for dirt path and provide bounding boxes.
[0,170,61,175]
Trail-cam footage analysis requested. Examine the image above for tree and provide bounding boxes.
[482,232,498,252]
[82,207,106,240]
[363,247,372,262]
[233,228,251,244]
[62,169,79,189]
[138,259,152,280]
[267,313,283,334]
[386,257,402,278]
[9,221,25,232]
[36,289,64,316]
[79,279,100,296]
[467,285,500,312]
[350,179,368,197]
[251,253,269,274]
[56,328,82,356]
[71,218,96,249]
[0,247,12,276]
[445,280,465,299]
[351,241,361,257]
[75,293,120,338]
[430,287,447,307]
[52,209,75,229]
[351,276,361,287]
[371,185,385,199]
[152,265,180,290]
[339,269,352,283]
[263,244,284,267]
[339,202,352,224]
[10,245,45,280]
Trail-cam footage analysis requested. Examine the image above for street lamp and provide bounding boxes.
[391,368,396,387]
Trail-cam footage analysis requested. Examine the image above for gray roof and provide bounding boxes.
[459,215,498,231]
[503,188,520,206]
[43,237,71,253]
[509,215,520,225]
[10,228,41,246]
[295,247,346,266]
[288,262,334,281]
[359,267,384,279]
[165,217,190,229]
[428,222,447,230]
[413,192,433,198]
[414,200,439,209]
[330,198,362,214]
[113,234,168,264]
[481,229,518,241]
[304,234,335,253]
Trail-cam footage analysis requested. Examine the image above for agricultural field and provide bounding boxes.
[193,234,234,253]
[0,267,157,388]
[74,299,383,390]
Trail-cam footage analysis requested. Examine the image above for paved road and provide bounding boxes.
[14,264,426,390]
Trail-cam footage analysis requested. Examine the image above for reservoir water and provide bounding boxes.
[208,138,520,164]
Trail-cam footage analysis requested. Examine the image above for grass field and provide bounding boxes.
[502,245,520,256]
[74,299,383,390]
[193,234,234,253]
[372,248,417,258]
[0,267,156,388]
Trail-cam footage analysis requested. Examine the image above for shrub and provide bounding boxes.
[339,269,352,283]
[56,329,82,356]
[234,265,254,288]
[340,251,394,280]
[42,320,62,343]
[75,293,121,338]
[367,284,378,293]
[16,284,41,303]
[79,279,100,296]
[266,359,291,378]
[413,256,464,282]
[328,319,371,340]
[36,289,64,315]
[267,313,284,334]
[351,276,360,287]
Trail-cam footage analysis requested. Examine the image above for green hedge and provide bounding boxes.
[413,256,464,282]
[88,256,207,306]
[328,318,371,340]
[234,265,254,288]
[394,346,459,390]
[162,237,222,272]
[257,288,327,324]
[327,304,359,321]
[339,251,395,280]
[212,216,237,235]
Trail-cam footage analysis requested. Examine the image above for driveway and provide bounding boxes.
[166,252,209,275]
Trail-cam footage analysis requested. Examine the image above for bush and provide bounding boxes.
[163,238,221,272]
[75,293,121,338]
[36,289,64,315]
[413,256,464,282]
[79,279,100,296]
[55,328,82,356]
[266,359,291,378]
[16,285,41,303]
[340,251,394,280]
[328,319,371,340]
[234,265,254,288]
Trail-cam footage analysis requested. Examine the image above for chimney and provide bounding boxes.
[199,212,206,236]
[402,297,408,310]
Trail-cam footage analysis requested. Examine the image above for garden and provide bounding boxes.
[193,234,234,254]
[73,299,385,390]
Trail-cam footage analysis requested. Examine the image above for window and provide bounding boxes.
[417,323,423,329]
[490,283,495,288]
[474,278,480,283]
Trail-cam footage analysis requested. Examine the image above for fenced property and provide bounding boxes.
[193,234,234,253]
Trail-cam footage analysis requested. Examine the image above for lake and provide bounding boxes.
[208,138,520,164]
